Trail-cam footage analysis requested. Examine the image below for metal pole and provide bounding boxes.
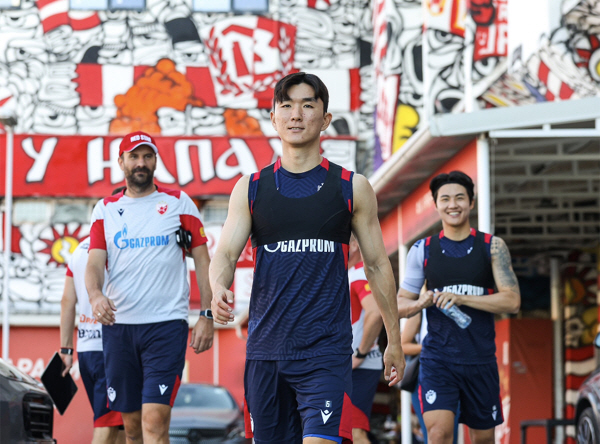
[422,4,431,126]
[399,241,413,444]
[464,14,474,113]
[3,124,14,361]
[477,136,491,233]
[550,258,564,444]
[213,329,219,386]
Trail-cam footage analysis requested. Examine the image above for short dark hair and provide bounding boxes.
[430,171,475,203]
[273,72,329,113]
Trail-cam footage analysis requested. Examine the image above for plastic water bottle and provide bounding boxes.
[439,302,472,329]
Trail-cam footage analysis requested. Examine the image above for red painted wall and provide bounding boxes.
[1,326,247,443]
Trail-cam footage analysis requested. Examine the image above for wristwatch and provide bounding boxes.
[199,309,213,319]
[60,347,74,355]
[353,348,368,359]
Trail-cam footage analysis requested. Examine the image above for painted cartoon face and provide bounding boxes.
[4,38,48,64]
[75,105,115,135]
[33,103,77,134]
[190,107,226,136]
[158,107,186,136]
[131,24,171,65]
[292,9,335,69]
[0,7,40,36]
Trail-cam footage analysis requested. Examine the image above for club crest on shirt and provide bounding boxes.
[157,202,168,215]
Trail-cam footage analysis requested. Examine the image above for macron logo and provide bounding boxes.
[159,384,168,395]
[321,409,332,424]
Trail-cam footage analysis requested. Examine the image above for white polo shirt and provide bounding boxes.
[89,187,207,324]
[349,262,383,371]
[66,237,102,352]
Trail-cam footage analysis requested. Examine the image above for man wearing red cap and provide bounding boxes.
[85,131,214,443]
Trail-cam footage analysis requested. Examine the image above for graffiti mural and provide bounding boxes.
[0,0,371,138]
[0,221,90,313]
[373,0,506,165]
[0,0,370,315]
[481,0,600,107]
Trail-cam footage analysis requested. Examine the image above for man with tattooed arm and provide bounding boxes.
[396,171,520,444]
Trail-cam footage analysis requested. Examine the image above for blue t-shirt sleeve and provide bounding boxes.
[401,239,426,294]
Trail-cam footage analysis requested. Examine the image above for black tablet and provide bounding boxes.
[40,352,78,415]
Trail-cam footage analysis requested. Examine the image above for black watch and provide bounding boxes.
[353,348,368,359]
[199,309,213,320]
[60,348,74,355]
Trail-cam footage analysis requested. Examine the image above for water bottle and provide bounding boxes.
[439,302,472,329]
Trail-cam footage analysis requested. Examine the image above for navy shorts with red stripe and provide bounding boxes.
[419,356,503,430]
[78,351,123,427]
[102,320,188,413]
[244,355,353,444]
[350,368,381,431]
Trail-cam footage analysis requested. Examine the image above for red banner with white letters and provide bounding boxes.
[0,134,352,198]
[0,135,279,198]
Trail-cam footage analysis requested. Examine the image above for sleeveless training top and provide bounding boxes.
[247,159,353,360]
[423,230,497,365]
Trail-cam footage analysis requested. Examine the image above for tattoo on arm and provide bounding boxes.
[491,237,520,295]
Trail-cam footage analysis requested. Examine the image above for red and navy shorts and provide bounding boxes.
[244,354,353,444]
[350,368,381,431]
[419,356,503,430]
[102,319,188,413]
[78,350,123,427]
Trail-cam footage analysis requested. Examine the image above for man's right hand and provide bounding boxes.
[211,288,235,326]
[90,294,117,326]
[417,290,434,310]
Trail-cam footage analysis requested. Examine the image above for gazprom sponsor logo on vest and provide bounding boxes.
[264,239,335,253]
[440,284,485,296]
[113,224,169,250]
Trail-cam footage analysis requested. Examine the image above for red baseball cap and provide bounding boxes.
[119,131,159,156]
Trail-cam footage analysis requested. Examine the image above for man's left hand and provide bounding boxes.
[190,317,214,354]
[433,290,463,310]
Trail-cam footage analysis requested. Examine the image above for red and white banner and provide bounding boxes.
[0,134,356,198]
[75,64,218,108]
[473,0,508,61]
[36,0,101,33]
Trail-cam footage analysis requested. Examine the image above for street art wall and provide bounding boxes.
[373,0,507,166]
[0,0,372,138]
[0,0,372,317]
[373,0,600,165]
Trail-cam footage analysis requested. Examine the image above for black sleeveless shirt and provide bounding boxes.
[423,230,497,364]
[247,160,353,360]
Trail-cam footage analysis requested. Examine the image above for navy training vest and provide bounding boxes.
[247,161,353,360]
[423,230,497,364]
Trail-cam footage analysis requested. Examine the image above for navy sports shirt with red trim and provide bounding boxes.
[88,187,207,324]
[402,229,496,364]
[247,158,354,360]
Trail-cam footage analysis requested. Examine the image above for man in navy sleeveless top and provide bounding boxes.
[397,171,521,444]
[209,72,405,444]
